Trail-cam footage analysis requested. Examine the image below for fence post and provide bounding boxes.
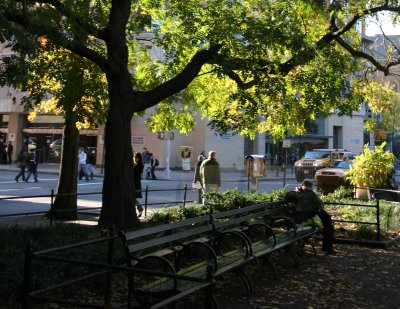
[21,239,33,309]
[50,189,54,226]
[183,184,188,208]
[376,199,381,241]
[103,227,115,306]
[144,185,149,217]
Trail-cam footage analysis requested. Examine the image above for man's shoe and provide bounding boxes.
[138,211,143,218]
[15,177,18,182]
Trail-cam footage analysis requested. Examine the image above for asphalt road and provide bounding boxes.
[0,168,300,217]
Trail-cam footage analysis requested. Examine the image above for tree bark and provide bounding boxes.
[50,110,79,220]
[98,73,139,228]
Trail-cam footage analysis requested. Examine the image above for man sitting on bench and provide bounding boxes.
[285,179,336,255]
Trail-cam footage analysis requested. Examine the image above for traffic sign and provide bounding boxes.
[282,139,291,148]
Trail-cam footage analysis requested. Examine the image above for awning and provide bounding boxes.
[265,135,332,144]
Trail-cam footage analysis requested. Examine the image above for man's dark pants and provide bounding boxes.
[293,209,334,251]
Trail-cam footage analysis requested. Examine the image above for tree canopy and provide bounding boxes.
[2,0,400,227]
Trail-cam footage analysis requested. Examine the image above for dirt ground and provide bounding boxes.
[214,240,400,309]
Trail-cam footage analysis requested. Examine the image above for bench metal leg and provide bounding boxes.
[205,294,218,309]
[234,268,254,296]
[285,246,300,268]
[265,257,279,280]
[304,238,318,256]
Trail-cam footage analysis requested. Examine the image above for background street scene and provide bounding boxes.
[0,163,301,226]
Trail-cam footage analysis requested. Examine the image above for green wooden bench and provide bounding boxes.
[120,213,251,308]
[120,201,320,308]
[210,202,320,294]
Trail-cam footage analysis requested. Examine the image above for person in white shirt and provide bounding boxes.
[78,147,90,181]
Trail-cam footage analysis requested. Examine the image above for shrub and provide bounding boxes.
[346,143,395,188]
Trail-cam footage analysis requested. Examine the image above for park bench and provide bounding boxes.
[120,212,253,308]
[120,200,321,308]
[210,201,320,292]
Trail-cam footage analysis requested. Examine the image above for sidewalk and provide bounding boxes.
[0,163,297,182]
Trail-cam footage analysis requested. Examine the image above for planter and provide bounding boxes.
[355,187,371,200]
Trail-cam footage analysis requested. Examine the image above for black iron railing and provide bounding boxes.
[0,184,198,225]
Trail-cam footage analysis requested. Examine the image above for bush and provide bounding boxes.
[0,224,101,308]
[346,143,395,188]
[146,188,288,224]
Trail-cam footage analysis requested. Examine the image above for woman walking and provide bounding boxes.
[133,152,144,217]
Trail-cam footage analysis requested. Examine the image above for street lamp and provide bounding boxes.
[387,76,400,154]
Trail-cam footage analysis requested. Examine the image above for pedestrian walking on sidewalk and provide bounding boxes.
[15,149,29,182]
[193,154,205,204]
[78,147,90,181]
[25,149,38,182]
[7,141,13,164]
[147,153,157,180]
[199,150,221,205]
[133,152,144,217]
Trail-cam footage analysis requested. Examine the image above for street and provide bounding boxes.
[0,167,300,217]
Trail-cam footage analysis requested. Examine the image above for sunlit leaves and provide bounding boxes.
[141,0,385,140]
[346,142,395,188]
[2,0,399,142]
[21,47,109,128]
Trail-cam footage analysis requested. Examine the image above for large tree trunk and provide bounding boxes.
[97,2,143,228]
[50,110,79,220]
[98,74,139,228]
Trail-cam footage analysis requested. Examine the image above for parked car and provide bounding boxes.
[294,149,354,182]
[315,160,353,194]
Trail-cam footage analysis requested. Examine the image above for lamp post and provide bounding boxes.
[388,76,400,154]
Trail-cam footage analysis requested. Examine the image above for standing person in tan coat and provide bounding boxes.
[199,151,221,205]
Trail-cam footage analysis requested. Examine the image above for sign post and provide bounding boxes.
[282,139,291,187]
[158,132,175,179]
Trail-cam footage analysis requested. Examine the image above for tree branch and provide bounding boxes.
[135,45,222,111]
[23,0,107,40]
[1,4,108,71]
[221,4,400,82]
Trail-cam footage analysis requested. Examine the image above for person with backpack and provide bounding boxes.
[25,149,38,182]
[147,153,158,180]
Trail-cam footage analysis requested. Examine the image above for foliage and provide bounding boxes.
[147,187,400,240]
[147,188,286,224]
[346,143,395,188]
[3,1,400,227]
[320,186,355,202]
[362,80,400,134]
[1,1,396,139]
[323,191,400,238]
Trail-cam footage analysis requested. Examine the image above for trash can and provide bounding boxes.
[244,155,267,193]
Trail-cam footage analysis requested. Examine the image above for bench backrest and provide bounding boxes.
[121,201,288,260]
[121,214,213,258]
[211,201,286,231]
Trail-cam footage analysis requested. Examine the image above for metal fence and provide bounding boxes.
[0,185,199,225]
[326,199,382,241]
